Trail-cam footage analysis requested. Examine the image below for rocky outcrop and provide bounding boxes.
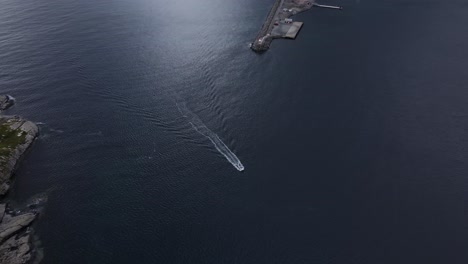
[0,213,36,243]
[0,116,39,196]
[0,95,15,111]
[0,95,42,263]
[0,206,37,264]
[0,232,33,264]
[0,204,5,222]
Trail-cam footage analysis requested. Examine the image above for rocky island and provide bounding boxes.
[0,96,15,111]
[251,0,342,52]
[0,96,41,264]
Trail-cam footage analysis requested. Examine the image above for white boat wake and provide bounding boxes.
[177,102,244,172]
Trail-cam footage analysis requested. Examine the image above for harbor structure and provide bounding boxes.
[251,0,342,52]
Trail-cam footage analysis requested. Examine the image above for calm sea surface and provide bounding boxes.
[1,0,468,263]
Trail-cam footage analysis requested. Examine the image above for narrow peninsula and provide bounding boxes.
[251,0,342,52]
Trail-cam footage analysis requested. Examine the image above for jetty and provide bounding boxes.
[251,0,342,52]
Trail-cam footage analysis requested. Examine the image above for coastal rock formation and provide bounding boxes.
[0,207,36,264]
[0,95,41,263]
[0,116,39,196]
[0,204,5,222]
[0,212,36,243]
[0,95,15,111]
[0,232,34,264]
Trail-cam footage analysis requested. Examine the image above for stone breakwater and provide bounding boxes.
[251,0,342,52]
[0,96,41,264]
[251,0,284,51]
[251,0,314,52]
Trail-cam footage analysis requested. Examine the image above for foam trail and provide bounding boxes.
[177,102,244,171]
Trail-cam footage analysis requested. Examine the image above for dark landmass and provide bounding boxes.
[0,96,41,264]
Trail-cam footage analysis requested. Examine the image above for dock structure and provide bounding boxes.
[251,0,341,52]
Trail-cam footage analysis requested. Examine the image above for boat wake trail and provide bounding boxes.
[176,102,244,172]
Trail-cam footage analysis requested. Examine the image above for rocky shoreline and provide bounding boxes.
[0,96,41,264]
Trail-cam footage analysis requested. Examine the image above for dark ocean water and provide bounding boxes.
[1,0,468,263]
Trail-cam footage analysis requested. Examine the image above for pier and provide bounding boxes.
[251,0,342,52]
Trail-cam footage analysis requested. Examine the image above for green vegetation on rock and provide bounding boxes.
[0,121,27,172]
[0,122,26,156]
